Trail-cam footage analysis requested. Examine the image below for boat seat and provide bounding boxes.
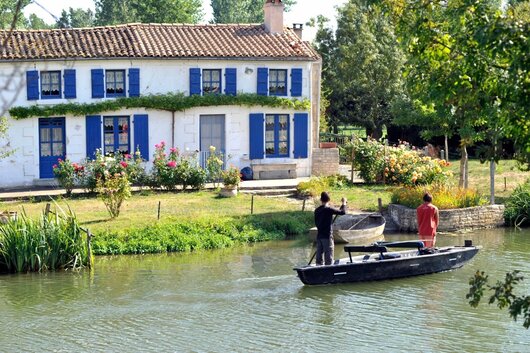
[379,253,401,260]
[362,255,371,262]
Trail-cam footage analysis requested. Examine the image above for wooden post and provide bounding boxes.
[504,177,507,191]
[251,194,254,215]
[87,230,93,270]
[378,198,383,214]
[157,201,161,220]
[45,203,51,217]
[302,198,306,211]
[350,134,355,183]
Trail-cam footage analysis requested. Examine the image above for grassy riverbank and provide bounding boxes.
[0,191,313,256]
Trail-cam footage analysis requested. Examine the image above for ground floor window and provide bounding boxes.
[265,114,289,157]
[104,116,130,154]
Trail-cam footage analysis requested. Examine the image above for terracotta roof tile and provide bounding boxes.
[0,23,320,61]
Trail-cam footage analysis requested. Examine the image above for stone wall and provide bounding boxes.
[311,148,339,177]
[388,204,505,232]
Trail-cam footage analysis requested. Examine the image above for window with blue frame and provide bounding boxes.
[202,69,222,95]
[106,70,126,97]
[104,116,130,154]
[265,114,289,157]
[269,69,287,96]
[41,71,61,99]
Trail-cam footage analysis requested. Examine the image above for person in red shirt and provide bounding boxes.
[416,193,439,248]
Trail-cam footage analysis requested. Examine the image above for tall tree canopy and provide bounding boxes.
[0,0,29,29]
[56,7,95,28]
[211,0,296,24]
[312,0,405,138]
[95,0,203,25]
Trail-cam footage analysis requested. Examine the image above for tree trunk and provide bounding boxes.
[490,159,495,205]
[459,145,468,188]
[367,126,383,140]
[444,134,449,161]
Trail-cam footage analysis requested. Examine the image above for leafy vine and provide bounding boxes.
[9,93,311,119]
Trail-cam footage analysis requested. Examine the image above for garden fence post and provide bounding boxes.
[350,134,355,183]
[504,177,507,191]
[251,194,254,215]
[86,229,93,270]
[378,198,383,214]
[157,201,161,220]
[45,203,51,217]
[302,198,306,211]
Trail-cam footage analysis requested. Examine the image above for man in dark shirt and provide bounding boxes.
[314,191,347,265]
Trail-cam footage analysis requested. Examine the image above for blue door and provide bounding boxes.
[39,117,66,179]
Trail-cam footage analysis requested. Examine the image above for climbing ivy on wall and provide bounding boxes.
[9,93,311,119]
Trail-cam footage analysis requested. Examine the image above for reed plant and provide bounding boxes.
[0,207,89,273]
[504,178,530,227]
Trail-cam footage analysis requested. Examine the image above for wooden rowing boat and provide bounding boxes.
[309,213,386,243]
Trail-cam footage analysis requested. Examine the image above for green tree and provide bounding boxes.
[211,0,296,24]
[56,7,95,28]
[313,1,405,138]
[468,270,530,329]
[25,13,53,29]
[0,0,29,29]
[95,0,203,25]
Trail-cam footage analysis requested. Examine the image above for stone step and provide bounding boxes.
[240,188,298,197]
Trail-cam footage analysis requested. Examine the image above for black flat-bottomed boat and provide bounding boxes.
[294,240,481,285]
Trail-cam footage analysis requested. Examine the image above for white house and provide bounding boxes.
[0,0,322,187]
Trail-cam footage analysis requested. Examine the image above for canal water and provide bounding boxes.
[1,229,529,352]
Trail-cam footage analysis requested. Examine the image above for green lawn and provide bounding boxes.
[448,159,529,202]
[1,190,308,234]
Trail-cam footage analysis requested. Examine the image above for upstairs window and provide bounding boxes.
[202,69,222,95]
[104,116,130,154]
[41,71,61,99]
[106,70,126,97]
[265,114,289,157]
[269,69,287,96]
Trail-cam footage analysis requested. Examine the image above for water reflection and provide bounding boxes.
[0,229,529,352]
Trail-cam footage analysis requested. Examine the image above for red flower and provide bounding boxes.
[167,161,177,168]
[120,161,128,168]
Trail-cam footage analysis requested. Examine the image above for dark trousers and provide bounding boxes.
[316,237,334,265]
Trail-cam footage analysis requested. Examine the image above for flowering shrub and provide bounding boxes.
[221,165,241,188]
[96,170,131,218]
[391,184,487,209]
[79,150,144,192]
[53,158,84,196]
[353,138,452,186]
[206,145,224,188]
[151,142,206,190]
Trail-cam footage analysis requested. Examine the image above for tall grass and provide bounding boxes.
[0,208,89,273]
[92,211,313,255]
[504,179,530,227]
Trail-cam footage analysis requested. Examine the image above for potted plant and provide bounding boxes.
[220,166,241,197]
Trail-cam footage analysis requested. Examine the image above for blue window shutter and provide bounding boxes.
[290,69,303,97]
[26,70,39,100]
[189,68,201,95]
[224,68,237,96]
[86,115,102,159]
[133,114,149,161]
[128,68,140,97]
[249,113,264,160]
[257,67,268,96]
[91,69,104,98]
[63,69,77,99]
[293,113,308,158]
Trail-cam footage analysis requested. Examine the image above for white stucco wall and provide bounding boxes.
[0,58,315,187]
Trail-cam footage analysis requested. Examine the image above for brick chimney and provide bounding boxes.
[264,0,284,34]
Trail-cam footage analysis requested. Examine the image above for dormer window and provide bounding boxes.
[41,71,61,99]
